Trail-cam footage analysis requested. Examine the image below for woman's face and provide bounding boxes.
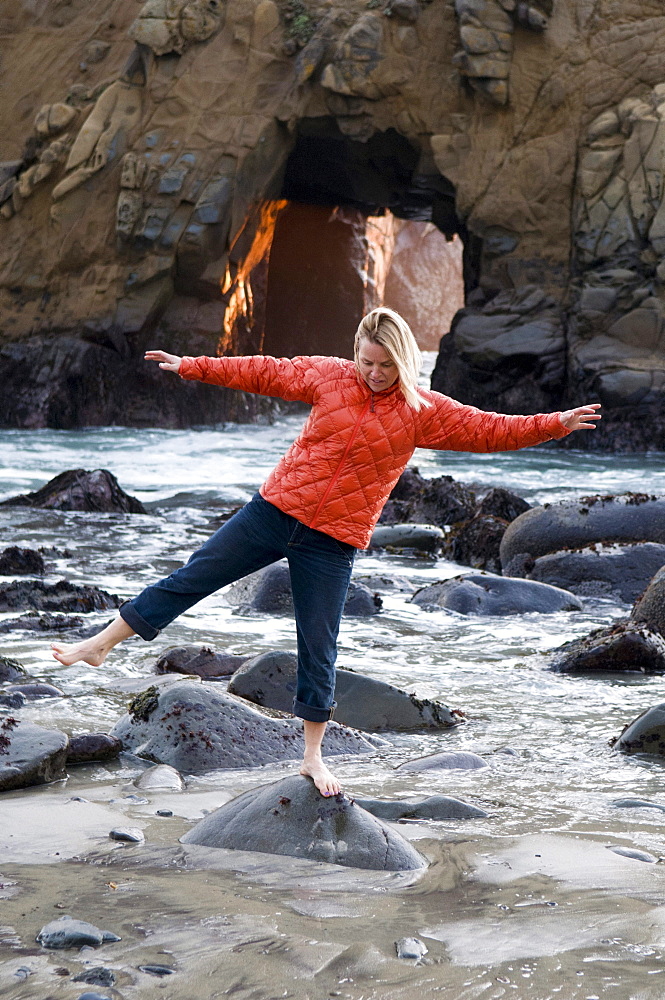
[357,338,399,392]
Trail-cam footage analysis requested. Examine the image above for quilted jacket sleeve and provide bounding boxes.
[415,391,571,452]
[178,354,328,403]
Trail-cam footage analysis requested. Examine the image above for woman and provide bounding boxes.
[52,307,600,796]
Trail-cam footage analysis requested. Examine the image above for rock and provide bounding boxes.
[369,523,445,552]
[0,546,45,575]
[632,566,665,637]
[109,827,145,843]
[129,0,225,56]
[443,514,508,573]
[0,613,85,633]
[66,733,122,764]
[614,703,665,756]
[395,937,428,960]
[134,763,184,790]
[411,573,582,615]
[500,494,665,569]
[477,487,531,522]
[611,798,665,813]
[6,682,64,699]
[528,542,665,602]
[0,469,146,514]
[76,993,113,1000]
[35,916,121,949]
[154,645,247,678]
[549,622,665,674]
[110,681,376,773]
[0,580,120,614]
[225,562,381,617]
[396,750,488,773]
[380,468,477,527]
[72,968,115,987]
[0,692,26,709]
[607,846,657,863]
[138,965,174,976]
[0,655,27,682]
[0,718,69,792]
[181,775,427,871]
[356,794,488,820]
[156,809,173,816]
[227,651,461,731]
[354,573,415,594]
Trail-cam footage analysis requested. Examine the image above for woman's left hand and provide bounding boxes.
[559,403,602,431]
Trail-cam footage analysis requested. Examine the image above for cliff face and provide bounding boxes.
[1,0,664,444]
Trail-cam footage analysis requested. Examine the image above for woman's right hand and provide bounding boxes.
[145,349,182,374]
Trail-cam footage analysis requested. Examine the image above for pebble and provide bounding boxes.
[109,827,145,843]
[138,965,175,976]
[395,937,428,960]
[607,845,658,863]
[156,809,173,817]
[36,916,121,949]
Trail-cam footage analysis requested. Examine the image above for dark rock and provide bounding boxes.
[110,680,376,773]
[356,794,487,820]
[381,468,477,527]
[0,579,120,614]
[411,573,582,615]
[66,733,122,764]
[0,655,27,681]
[156,809,174,816]
[396,750,488,773]
[477,487,531,523]
[109,827,145,843]
[227,651,461,731]
[0,718,69,791]
[181,775,427,871]
[500,494,665,569]
[369,523,445,552]
[614,703,665,755]
[138,965,174,976]
[225,561,381,616]
[35,916,121,949]
[0,469,146,514]
[611,798,665,813]
[0,612,86,633]
[134,763,184,790]
[0,692,26,708]
[632,565,665,637]
[154,644,248,678]
[549,622,665,673]
[6,682,64,700]
[608,846,657,863]
[72,967,116,987]
[395,937,428,960]
[528,542,665,602]
[0,546,45,575]
[443,514,508,572]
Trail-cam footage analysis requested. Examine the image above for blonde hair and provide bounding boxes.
[354,307,432,411]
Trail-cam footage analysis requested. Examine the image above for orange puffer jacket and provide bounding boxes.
[180,354,570,549]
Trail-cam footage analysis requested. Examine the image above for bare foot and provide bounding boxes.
[51,638,108,667]
[300,755,342,797]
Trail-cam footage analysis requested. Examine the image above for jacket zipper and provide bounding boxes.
[310,395,372,528]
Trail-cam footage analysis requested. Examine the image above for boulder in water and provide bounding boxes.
[227,651,461,731]
[527,542,665,602]
[0,469,146,514]
[411,573,582,615]
[354,573,416,594]
[632,566,665,637]
[110,680,376,773]
[0,612,85,633]
[443,514,508,573]
[614,703,665,756]
[356,794,487,820]
[6,682,63,699]
[550,621,665,673]
[0,546,45,575]
[396,750,488,773]
[225,561,381,616]
[0,655,27,682]
[154,644,248,678]
[369,523,445,552]
[0,579,120,614]
[66,733,122,764]
[35,916,121,949]
[380,468,477,526]
[180,775,427,871]
[134,763,184,790]
[0,717,69,791]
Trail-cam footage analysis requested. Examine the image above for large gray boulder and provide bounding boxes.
[500,494,665,569]
[225,561,381,616]
[180,775,427,871]
[0,718,69,791]
[410,573,582,616]
[632,566,665,637]
[550,622,665,674]
[227,651,461,731]
[528,542,665,602]
[369,523,445,552]
[396,750,488,773]
[356,795,487,820]
[614,703,665,756]
[110,680,376,773]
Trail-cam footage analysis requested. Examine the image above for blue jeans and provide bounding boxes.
[119,493,355,723]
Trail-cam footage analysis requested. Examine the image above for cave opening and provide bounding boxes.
[256,119,473,360]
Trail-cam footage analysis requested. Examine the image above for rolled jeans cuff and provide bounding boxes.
[119,600,160,641]
[293,698,336,723]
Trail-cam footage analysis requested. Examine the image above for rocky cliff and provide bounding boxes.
[1,0,664,446]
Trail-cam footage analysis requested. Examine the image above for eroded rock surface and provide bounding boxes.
[0,546,45,575]
[0,580,120,614]
[181,775,427,871]
[1,469,146,514]
[227,650,461,731]
[411,573,582,616]
[110,680,376,772]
